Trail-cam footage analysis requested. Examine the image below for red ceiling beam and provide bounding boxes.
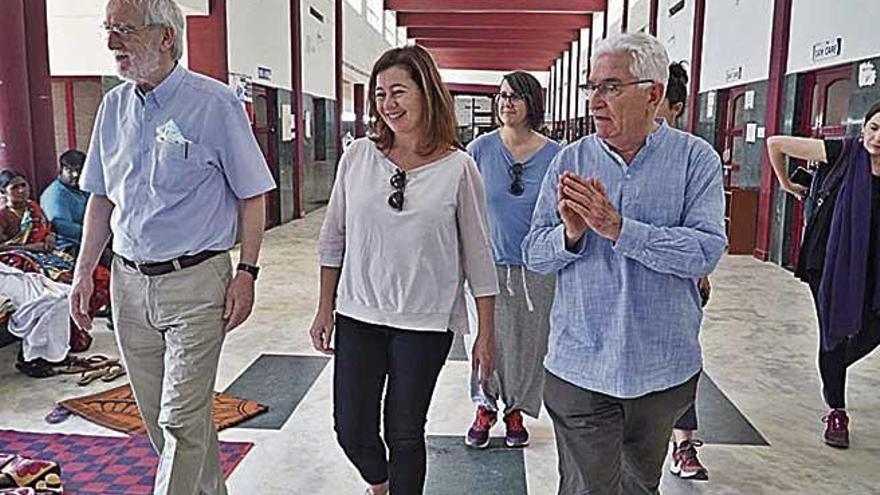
[445,83,501,96]
[431,53,555,66]
[409,27,580,43]
[387,0,607,12]
[398,12,591,30]
[418,38,572,52]
[428,47,563,60]
[437,59,552,71]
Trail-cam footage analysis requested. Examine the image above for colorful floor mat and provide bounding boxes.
[57,384,268,435]
[0,430,252,495]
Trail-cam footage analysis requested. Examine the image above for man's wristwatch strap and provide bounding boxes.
[237,263,260,280]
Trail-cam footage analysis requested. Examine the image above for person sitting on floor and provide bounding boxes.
[0,170,110,313]
[40,150,89,256]
[1,170,75,281]
[1,263,71,378]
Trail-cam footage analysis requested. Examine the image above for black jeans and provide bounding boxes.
[674,403,698,431]
[810,283,880,408]
[333,314,453,494]
[819,317,880,408]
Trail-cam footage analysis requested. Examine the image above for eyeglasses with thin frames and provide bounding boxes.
[496,92,526,104]
[100,22,161,38]
[509,163,524,196]
[388,168,406,211]
[578,79,655,100]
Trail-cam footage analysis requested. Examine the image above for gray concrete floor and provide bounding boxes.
[2,208,880,494]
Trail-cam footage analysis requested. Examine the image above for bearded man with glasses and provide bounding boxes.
[70,1,276,494]
[523,33,727,495]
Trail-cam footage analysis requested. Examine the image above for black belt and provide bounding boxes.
[118,250,224,277]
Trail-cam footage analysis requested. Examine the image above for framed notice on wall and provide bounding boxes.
[230,73,253,103]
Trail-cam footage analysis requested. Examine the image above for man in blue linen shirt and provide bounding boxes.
[522,33,726,495]
[40,150,88,254]
[68,1,276,494]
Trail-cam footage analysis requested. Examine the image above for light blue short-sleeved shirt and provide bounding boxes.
[522,122,727,398]
[81,64,276,263]
[467,130,561,265]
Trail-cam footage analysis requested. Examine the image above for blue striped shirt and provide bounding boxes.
[522,122,726,398]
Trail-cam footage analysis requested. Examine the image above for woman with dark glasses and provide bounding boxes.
[309,44,498,495]
[463,71,561,450]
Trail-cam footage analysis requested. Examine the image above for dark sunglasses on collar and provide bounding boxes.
[388,168,406,211]
[510,163,524,196]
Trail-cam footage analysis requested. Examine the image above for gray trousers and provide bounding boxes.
[111,254,231,495]
[544,370,699,495]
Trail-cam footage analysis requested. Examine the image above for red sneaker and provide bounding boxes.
[503,410,529,448]
[465,406,496,449]
[823,409,850,448]
[669,440,708,481]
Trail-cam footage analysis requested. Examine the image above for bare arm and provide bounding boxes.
[237,194,266,266]
[472,295,496,381]
[316,266,341,314]
[69,195,114,330]
[309,266,341,354]
[74,195,113,276]
[223,194,267,331]
[766,136,826,198]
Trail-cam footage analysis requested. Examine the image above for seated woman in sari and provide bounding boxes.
[0,170,75,282]
[0,170,109,313]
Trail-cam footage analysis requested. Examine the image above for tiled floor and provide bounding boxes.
[2,208,880,494]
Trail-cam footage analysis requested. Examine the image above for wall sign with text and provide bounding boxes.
[812,38,843,62]
[257,66,273,82]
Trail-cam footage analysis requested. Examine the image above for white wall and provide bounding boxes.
[607,0,625,34]
[343,0,393,84]
[177,0,208,15]
[627,0,651,34]
[48,0,115,76]
[301,0,336,99]
[699,0,773,92]
[579,28,591,118]
[656,0,695,71]
[788,0,880,75]
[227,0,291,91]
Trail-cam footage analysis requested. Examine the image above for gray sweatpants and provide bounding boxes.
[544,370,699,495]
[111,254,231,495]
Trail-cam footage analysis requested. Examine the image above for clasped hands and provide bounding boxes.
[557,171,622,247]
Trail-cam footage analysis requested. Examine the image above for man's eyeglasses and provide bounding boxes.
[509,163,524,196]
[578,79,655,100]
[496,92,526,104]
[388,168,406,211]
[100,22,161,38]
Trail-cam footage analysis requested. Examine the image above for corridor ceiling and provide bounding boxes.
[386,0,606,71]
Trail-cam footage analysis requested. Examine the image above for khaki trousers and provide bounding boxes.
[111,253,231,495]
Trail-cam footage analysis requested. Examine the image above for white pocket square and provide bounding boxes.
[155,119,191,145]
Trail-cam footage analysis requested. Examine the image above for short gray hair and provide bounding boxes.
[118,0,185,61]
[592,33,669,86]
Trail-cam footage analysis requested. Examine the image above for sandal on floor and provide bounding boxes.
[54,354,118,375]
[15,360,58,379]
[100,363,126,383]
[44,405,72,425]
[77,367,110,386]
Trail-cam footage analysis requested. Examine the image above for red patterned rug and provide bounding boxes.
[0,430,252,494]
